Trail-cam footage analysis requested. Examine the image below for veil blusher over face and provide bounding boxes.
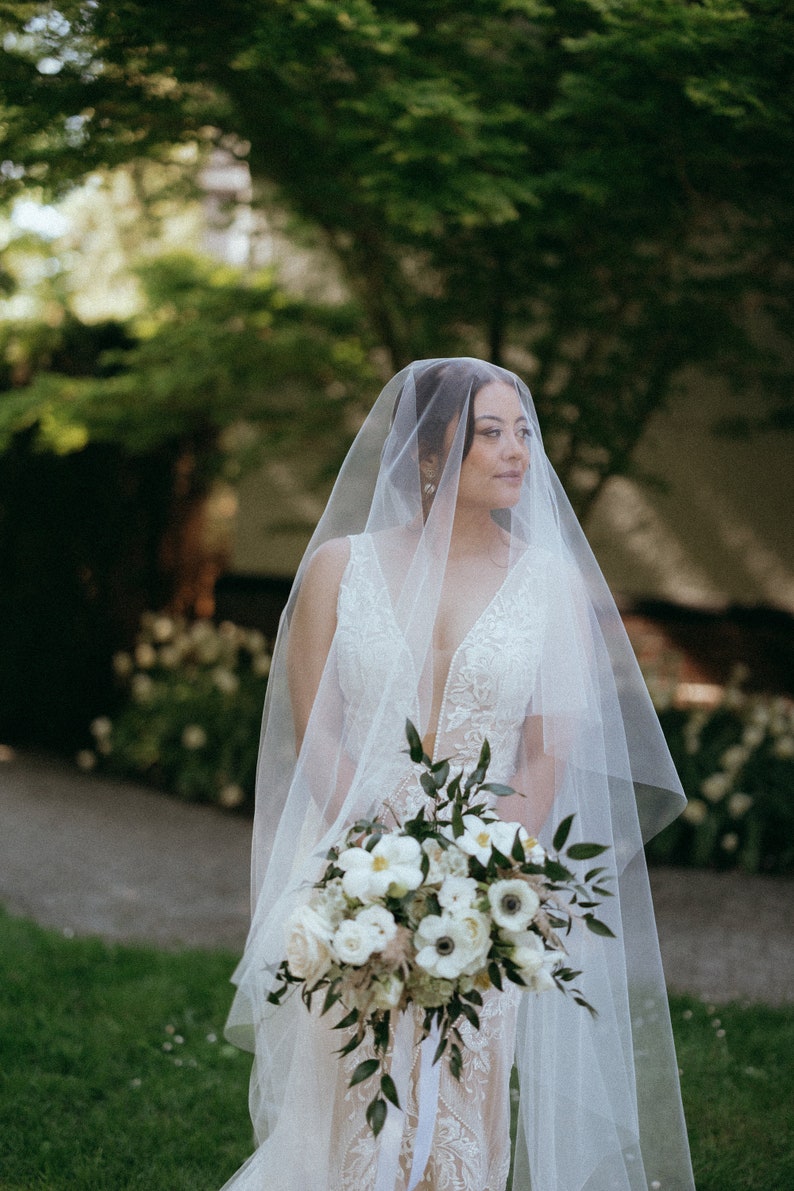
[221,358,694,1191]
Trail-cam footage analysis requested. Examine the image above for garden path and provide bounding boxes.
[1,749,792,1005]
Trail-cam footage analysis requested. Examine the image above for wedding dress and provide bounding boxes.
[221,358,695,1191]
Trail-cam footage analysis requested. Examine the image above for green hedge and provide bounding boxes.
[82,614,794,873]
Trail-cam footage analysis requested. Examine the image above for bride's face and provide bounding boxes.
[451,382,530,511]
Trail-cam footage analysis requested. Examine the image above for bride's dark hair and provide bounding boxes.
[391,358,500,464]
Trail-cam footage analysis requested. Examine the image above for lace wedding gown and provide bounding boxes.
[325,532,546,1190]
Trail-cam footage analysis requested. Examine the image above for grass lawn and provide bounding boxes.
[1,908,792,1190]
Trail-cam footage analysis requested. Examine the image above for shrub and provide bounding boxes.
[643,669,794,876]
[83,615,794,874]
[81,612,272,811]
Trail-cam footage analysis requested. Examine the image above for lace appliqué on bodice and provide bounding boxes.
[330,534,546,1189]
[336,533,545,819]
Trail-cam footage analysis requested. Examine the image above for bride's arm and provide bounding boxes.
[286,538,350,754]
[286,538,359,824]
[502,714,561,837]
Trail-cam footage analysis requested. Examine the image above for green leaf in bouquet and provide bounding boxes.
[555,967,582,983]
[321,981,342,1016]
[366,1096,387,1137]
[349,1058,380,1088]
[477,738,491,772]
[462,987,483,1007]
[573,994,598,1019]
[449,1042,463,1081]
[431,760,450,788]
[333,1007,361,1031]
[432,1033,448,1064]
[490,845,512,869]
[511,833,526,863]
[488,961,504,991]
[584,865,608,882]
[373,1012,391,1054]
[584,914,616,938]
[380,1072,401,1109]
[460,1002,480,1029]
[337,1032,365,1058]
[421,771,438,797]
[545,913,568,930]
[553,813,576,851]
[566,842,610,861]
[480,782,517,798]
[452,800,465,839]
[543,859,571,882]
[405,719,424,764]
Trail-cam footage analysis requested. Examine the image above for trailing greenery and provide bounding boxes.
[0,909,791,1190]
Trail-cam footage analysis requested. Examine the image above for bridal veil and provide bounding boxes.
[222,358,695,1190]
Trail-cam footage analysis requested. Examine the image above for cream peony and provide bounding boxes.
[488,879,540,931]
[285,904,335,984]
[338,835,423,902]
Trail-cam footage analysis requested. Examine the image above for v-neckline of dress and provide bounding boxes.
[359,534,528,760]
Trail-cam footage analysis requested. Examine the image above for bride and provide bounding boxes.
[221,359,695,1190]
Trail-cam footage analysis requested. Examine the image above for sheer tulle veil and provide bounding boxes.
[222,359,695,1190]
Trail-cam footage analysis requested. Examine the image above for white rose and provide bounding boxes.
[338,835,423,902]
[356,904,397,950]
[285,905,334,984]
[437,876,478,913]
[333,917,381,966]
[488,879,540,931]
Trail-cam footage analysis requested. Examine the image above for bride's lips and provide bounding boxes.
[495,470,524,480]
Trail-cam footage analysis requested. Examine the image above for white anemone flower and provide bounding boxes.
[450,815,502,865]
[338,835,423,902]
[488,879,540,930]
[414,913,482,980]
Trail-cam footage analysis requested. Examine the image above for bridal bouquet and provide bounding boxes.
[268,721,614,1137]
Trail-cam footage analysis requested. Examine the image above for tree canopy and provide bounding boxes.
[1,0,793,509]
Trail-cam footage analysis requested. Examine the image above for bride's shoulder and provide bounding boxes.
[299,537,352,602]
